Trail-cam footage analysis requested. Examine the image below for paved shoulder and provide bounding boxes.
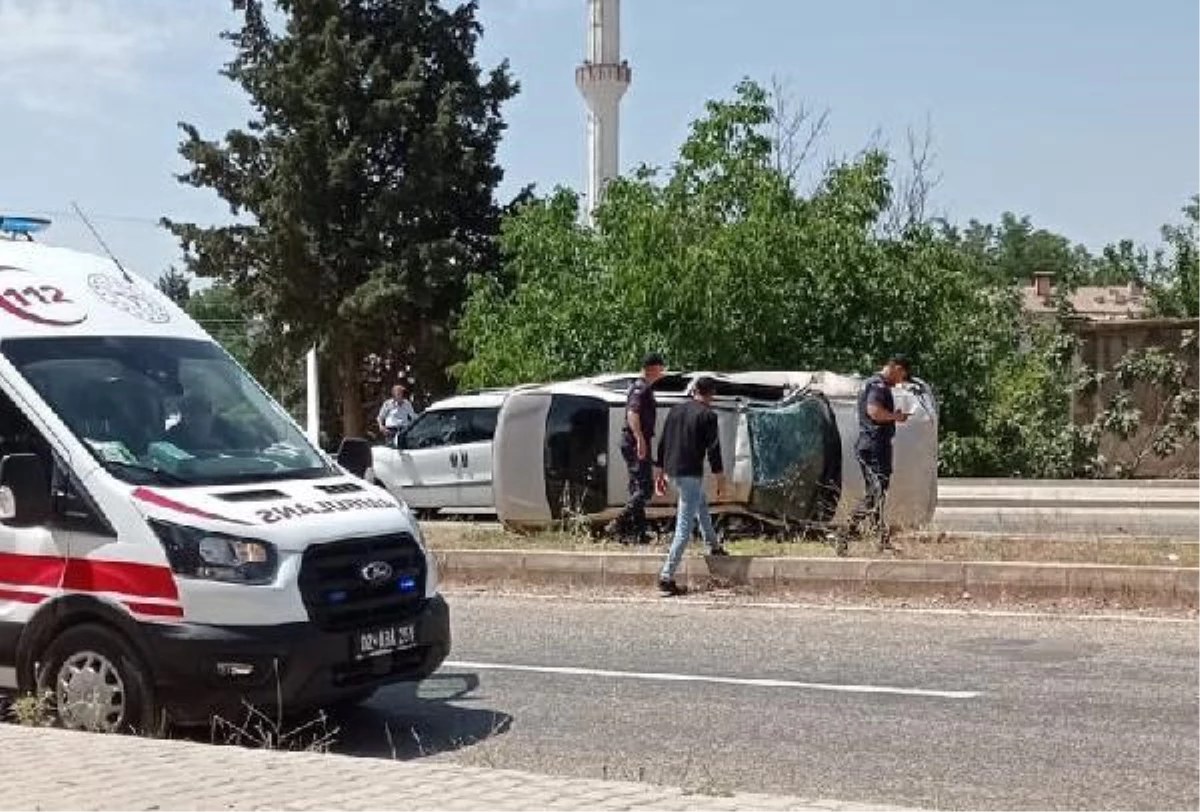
[0,724,910,812]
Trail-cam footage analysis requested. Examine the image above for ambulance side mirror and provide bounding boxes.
[0,453,51,527]
[336,437,373,479]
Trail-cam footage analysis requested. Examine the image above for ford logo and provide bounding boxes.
[360,560,394,584]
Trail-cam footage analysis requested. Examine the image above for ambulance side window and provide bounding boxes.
[0,388,113,536]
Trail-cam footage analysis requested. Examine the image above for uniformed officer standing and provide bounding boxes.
[608,352,667,543]
[844,353,912,553]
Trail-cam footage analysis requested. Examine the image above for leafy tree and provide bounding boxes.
[455,79,1025,463]
[185,282,255,369]
[1075,330,1199,477]
[163,0,518,437]
[1146,196,1199,318]
[156,265,192,306]
[951,213,1095,290]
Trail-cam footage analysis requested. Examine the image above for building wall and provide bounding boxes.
[1071,318,1199,478]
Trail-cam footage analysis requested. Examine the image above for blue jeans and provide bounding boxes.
[660,476,719,581]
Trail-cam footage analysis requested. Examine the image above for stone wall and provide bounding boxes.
[1071,317,1199,478]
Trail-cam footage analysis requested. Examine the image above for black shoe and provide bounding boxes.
[877,536,899,553]
[658,578,687,596]
[707,547,730,557]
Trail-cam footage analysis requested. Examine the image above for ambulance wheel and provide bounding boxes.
[38,623,160,735]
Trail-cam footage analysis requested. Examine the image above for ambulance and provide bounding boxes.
[0,216,449,733]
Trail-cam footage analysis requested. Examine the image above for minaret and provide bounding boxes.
[575,0,631,223]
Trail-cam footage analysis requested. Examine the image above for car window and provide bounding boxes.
[458,407,499,443]
[402,410,460,450]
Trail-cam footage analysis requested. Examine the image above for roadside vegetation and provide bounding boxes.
[422,523,1198,568]
[153,2,1197,479]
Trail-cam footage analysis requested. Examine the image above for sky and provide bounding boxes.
[0,0,1196,282]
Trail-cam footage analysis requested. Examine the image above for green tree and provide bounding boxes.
[1146,196,1199,318]
[952,213,1096,290]
[1075,330,1199,477]
[156,265,192,306]
[163,0,517,437]
[185,282,254,368]
[456,79,1024,463]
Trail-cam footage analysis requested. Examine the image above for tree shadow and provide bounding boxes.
[330,671,513,760]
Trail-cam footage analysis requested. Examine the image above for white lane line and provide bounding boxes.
[444,660,980,700]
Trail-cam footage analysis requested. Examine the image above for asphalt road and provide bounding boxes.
[331,594,1199,811]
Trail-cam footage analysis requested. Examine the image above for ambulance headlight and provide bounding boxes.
[150,520,278,585]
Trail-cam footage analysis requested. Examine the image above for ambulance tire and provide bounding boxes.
[38,623,162,736]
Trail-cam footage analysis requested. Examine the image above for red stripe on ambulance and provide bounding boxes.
[123,601,184,618]
[62,559,179,601]
[0,551,64,587]
[132,487,252,526]
[0,552,179,602]
[0,588,46,605]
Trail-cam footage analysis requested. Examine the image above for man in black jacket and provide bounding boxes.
[843,353,912,554]
[654,376,728,596]
[608,352,667,544]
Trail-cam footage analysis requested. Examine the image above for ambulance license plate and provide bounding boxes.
[353,623,416,659]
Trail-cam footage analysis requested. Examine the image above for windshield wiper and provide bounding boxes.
[100,460,194,487]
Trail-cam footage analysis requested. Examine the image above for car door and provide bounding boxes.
[455,407,499,510]
[386,410,463,509]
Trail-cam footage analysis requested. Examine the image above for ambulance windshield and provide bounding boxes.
[2,336,334,487]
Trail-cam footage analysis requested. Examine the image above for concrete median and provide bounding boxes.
[437,549,1198,608]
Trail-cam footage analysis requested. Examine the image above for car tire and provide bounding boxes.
[37,623,162,735]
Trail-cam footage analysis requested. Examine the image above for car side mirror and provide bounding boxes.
[0,453,51,526]
[336,437,373,479]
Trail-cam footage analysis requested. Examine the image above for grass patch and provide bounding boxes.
[423,523,1198,567]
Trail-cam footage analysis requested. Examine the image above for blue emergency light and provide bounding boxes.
[0,215,51,240]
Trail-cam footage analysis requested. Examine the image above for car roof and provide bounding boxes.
[425,389,510,410]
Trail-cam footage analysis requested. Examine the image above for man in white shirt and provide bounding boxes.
[377,383,417,443]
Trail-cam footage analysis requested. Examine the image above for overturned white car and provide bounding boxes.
[482,370,938,535]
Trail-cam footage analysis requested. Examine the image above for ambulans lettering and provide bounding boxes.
[256,497,398,524]
[0,265,88,326]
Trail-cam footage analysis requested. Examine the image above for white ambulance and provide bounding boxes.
[0,216,449,733]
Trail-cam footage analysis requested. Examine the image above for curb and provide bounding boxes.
[435,550,1199,608]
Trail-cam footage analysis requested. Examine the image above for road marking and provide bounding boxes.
[445,660,980,699]
[445,590,1198,624]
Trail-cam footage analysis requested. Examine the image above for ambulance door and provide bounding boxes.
[0,387,74,690]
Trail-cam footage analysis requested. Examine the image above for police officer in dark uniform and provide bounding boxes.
[608,352,667,543]
[843,353,912,554]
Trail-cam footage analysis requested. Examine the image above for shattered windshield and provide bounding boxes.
[2,336,333,487]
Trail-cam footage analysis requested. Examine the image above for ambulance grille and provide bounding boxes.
[297,533,426,632]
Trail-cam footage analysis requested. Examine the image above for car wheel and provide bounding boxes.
[38,623,161,735]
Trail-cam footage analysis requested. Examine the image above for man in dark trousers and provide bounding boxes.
[608,352,667,544]
[842,354,912,554]
[654,376,728,596]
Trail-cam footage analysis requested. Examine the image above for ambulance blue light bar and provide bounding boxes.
[0,215,51,239]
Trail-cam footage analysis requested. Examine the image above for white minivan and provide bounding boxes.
[369,390,507,518]
[0,217,449,733]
